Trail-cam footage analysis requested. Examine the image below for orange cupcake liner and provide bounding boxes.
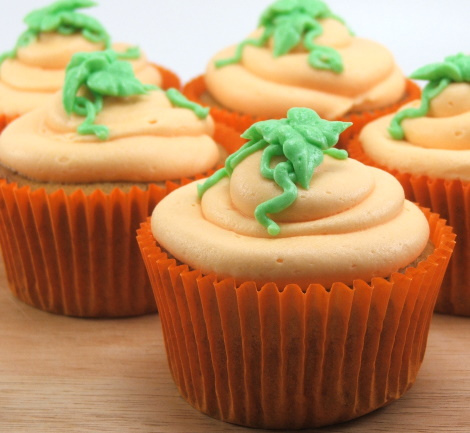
[183,76,421,150]
[154,63,181,90]
[349,136,470,316]
[0,114,18,134]
[137,208,454,429]
[0,180,176,317]
[0,120,242,317]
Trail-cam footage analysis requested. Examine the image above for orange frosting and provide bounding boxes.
[360,83,470,181]
[0,91,219,183]
[152,154,429,288]
[0,33,161,117]
[205,19,406,119]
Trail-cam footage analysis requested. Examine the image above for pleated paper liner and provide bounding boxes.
[154,63,181,90]
[349,137,470,316]
[137,209,454,429]
[183,76,421,150]
[0,121,243,317]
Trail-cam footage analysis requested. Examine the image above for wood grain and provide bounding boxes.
[0,260,469,433]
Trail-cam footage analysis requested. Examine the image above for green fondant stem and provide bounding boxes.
[254,161,298,236]
[215,1,347,73]
[76,96,109,140]
[62,50,208,139]
[303,27,323,51]
[225,139,267,175]
[166,88,209,119]
[197,168,229,198]
[260,144,284,180]
[323,147,348,159]
[0,0,111,64]
[389,78,450,140]
[215,29,272,68]
[197,108,352,236]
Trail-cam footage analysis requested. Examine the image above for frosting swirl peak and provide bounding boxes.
[198,108,350,235]
[152,108,429,287]
[205,1,406,119]
[360,54,470,182]
[152,153,429,287]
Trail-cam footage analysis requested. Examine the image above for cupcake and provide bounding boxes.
[350,53,470,316]
[0,0,179,131]
[137,108,454,429]
[0,50,240,317]
[183,0,420,147]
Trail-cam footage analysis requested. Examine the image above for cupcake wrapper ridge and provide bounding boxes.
[137,208,454,429]
[0,121,242,317]
[154,63,181,91]
[350,137,470,316]
[183,76,421,150]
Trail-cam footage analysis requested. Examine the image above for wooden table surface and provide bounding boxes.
[1,261,469,433]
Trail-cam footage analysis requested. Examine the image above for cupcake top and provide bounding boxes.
[0,0,161,118]
[360,53,470,182]
[205,0,406,119]
[0,50,218,184]
[152,108,429,288]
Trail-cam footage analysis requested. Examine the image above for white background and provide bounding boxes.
[1,0,469,84]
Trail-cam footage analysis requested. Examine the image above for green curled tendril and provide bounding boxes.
[389,53,470,140]
[0,0,117,64]
[198,108,351,236]
[63,50,208,140]
[215,0,349,73]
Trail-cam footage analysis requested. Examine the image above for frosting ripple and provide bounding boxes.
[0,34,161,117]
[360,83,470,181]
[205,19,406,119]
[0,91,218,183]
[152,154,429,288]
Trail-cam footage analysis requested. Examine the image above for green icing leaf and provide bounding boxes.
[255,161,298,236]
[63,50,209,139]
[286,106,320,124]
[302,0,331,17]
[0,0,111,65]
[199,107,352,235]
[39,13,62,31]
[446,53,470,81]
[273,23,301,57]
[389,53,470,140]
[217,0,348,73]
[87,61,150,96]
[283,135,324,189]
[410,62,462,82]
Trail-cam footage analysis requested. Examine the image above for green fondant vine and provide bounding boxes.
[63,50,209,140]
[215,0,348,73]
[198,108,351,236]
[0,0,140,64]
[389,53,470,140]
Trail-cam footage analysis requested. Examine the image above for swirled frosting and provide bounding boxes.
[0,34,162,118]
[152,153,429,287]
[0,90,218,183]
[205,19,406,119]
[360,83,470,182]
